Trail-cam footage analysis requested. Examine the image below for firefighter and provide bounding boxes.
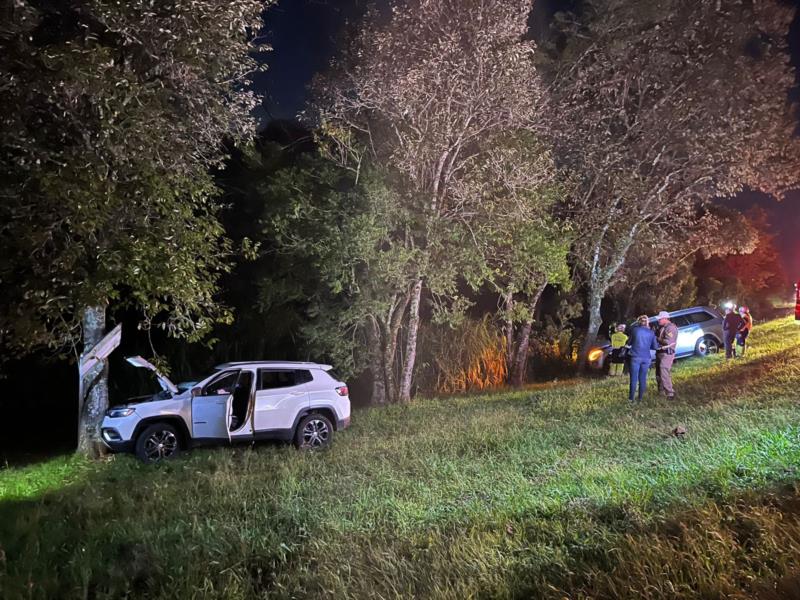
[609,323,628,377]
[737,306,753,356]
[655,311,678,399]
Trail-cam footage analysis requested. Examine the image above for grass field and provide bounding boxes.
[2,317,800,599]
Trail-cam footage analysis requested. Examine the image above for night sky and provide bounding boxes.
[253,0,370,122]
[255,0,800,281]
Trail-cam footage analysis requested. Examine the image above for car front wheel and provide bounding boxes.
[295,414,334,450]
[695,336,720,357]
[135,422,181,463]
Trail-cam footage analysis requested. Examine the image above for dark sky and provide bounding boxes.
[252,0,369,122]
[254,0,800,281]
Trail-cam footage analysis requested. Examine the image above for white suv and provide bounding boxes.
[101,357,351,462]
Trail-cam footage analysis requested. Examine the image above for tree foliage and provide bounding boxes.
[0,0,268,356]
[537,0,799,362]
[695,207,788,312]
[311,0,568,399]
[0,0,268,454]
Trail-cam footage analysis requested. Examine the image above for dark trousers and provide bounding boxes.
[628,359,649,402]
[724,332,737,358]
[737,329,750,354]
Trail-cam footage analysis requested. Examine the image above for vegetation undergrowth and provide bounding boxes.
[1,317,799,599]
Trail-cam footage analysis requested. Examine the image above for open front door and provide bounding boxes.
[191,370,239,441]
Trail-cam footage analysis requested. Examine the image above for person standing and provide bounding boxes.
[723,306,744,359]
[609,323,628,377]
[627,315,658,404]
[655,310,678,400]
[737,306,753,356]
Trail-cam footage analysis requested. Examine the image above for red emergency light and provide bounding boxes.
[796,281,800,321]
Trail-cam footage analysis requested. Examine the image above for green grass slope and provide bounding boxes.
[2,317,800,599]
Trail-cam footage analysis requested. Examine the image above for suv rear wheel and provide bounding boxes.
[695,336,720,357]
[295,414,333,450]
[135,422,181,463]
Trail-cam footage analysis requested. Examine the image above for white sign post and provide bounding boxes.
[79,323,122,380]
[78,323,123,419]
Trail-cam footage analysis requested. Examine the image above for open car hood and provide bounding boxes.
[125,356,179,395]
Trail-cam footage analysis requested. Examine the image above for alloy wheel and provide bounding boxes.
[143,430,179,461]
[302,419,330,448]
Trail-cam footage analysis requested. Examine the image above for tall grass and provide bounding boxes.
[417,316,508,394]
[1,317,799,599]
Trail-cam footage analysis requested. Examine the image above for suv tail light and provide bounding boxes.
[335,386,349,397]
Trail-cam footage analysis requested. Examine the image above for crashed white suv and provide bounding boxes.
[101,357,351,462]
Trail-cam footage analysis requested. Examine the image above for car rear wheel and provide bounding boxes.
[135,422,181,463]
[695,336,720,357]
[294,414,334,450]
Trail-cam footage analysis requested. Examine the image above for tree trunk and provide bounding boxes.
[398,278,423,403]
[578,287,604,372]
[510,282,547,387]
[77,304,109,458]
[502,290,515,373]
[383,291,409,403]
[366,318,387,405]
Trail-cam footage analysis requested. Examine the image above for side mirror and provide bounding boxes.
[191,386,202,397]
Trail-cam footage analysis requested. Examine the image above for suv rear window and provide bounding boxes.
[687,311,714,324]
[258,369,313,390]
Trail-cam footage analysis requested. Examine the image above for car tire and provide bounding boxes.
[294,413,334,450]
[695,336,720,357]
[135,422,181,463]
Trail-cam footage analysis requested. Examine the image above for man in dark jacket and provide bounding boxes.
[627,315,658,404]
[722,306,744,359]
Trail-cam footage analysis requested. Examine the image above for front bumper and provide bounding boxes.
[102,438,134,453]
[100,413,141,451]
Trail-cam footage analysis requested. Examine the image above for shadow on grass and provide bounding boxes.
[676,341,800,405]
[0,449,308,599]
[513,483,800,600]
[2,448,800,599]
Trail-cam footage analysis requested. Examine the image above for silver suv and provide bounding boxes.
[101,357,351,462]
[588,306,724,370]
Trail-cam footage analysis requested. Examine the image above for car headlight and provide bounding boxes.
[588,349,604,362]
[107,407,135,418]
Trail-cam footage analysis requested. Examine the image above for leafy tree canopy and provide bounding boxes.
[0,0,268,357]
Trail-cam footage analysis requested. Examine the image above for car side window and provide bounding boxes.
[295,370,313,384]
[259,370,298,390]
[203,371,240,396]
[688,311,713,324]
[671,316,690,327]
